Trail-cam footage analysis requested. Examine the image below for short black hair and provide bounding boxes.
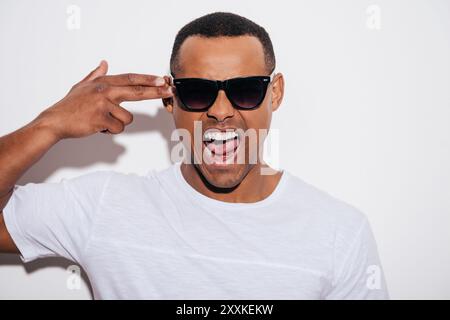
[170,12,276,76]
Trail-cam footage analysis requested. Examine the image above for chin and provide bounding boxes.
[196,162,250,190]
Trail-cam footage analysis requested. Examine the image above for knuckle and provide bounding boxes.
[133,85,144,95]
[146,75,157,84]
[127,73,136,84]
[94,82,107,93]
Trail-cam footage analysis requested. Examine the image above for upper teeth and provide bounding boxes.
[204,131,238,142]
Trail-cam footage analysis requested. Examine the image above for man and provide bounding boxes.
[0,12,388,299]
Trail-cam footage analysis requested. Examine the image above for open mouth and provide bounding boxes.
[203,129,241,164]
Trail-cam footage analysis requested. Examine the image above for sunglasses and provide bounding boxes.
[169,72,275,111]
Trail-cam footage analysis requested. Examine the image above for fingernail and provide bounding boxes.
[155,77,165,86]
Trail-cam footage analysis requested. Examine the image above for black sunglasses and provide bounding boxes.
[169,73,274,111]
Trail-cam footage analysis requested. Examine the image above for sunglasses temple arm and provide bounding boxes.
[270,69,277,81]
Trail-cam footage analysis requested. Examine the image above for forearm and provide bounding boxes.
[0,113,60,209]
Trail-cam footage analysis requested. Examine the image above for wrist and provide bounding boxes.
[30,110,64,143]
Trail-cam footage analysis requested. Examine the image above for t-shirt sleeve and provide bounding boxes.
[324,216,390,300]
[2,170,113,264]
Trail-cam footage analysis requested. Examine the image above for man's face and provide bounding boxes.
[165,35,284,189]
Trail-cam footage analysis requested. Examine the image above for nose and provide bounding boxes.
[206,89,235,122]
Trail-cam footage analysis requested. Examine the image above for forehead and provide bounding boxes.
[176,35,267,80]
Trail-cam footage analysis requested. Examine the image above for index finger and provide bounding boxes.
[107,85,173,103]
[95,73,166,87]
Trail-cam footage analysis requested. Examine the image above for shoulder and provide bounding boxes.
[101,167,171,199]
[282,171,368,235]
[282,172,379,276]
[63,169,115,185]
[104,166,166,186]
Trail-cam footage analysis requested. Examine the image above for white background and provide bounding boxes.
[0,0,449,299]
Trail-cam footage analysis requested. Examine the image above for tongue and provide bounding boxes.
[205,138,238,155]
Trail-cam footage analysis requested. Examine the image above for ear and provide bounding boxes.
[162,75,174,113]
[162,97,174,113]
[270,73,285,112]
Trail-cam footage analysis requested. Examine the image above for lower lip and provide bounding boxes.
[203,137,240,166]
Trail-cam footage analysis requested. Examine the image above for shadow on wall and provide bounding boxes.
[0,253,94,299]
[0,105,176,299]
[16,107,177,184]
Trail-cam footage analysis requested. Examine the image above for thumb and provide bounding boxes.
[79,60,108,84]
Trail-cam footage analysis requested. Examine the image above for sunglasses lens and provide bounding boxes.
[227,77,267,109]
[176,79,217,110]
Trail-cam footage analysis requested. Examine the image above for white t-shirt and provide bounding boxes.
[3,162,389,299]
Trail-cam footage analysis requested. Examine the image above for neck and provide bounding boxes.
[180,162,283,203]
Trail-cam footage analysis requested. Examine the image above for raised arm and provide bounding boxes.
[0,60,173,253]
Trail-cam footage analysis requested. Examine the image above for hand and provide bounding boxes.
[37,60,173,139]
